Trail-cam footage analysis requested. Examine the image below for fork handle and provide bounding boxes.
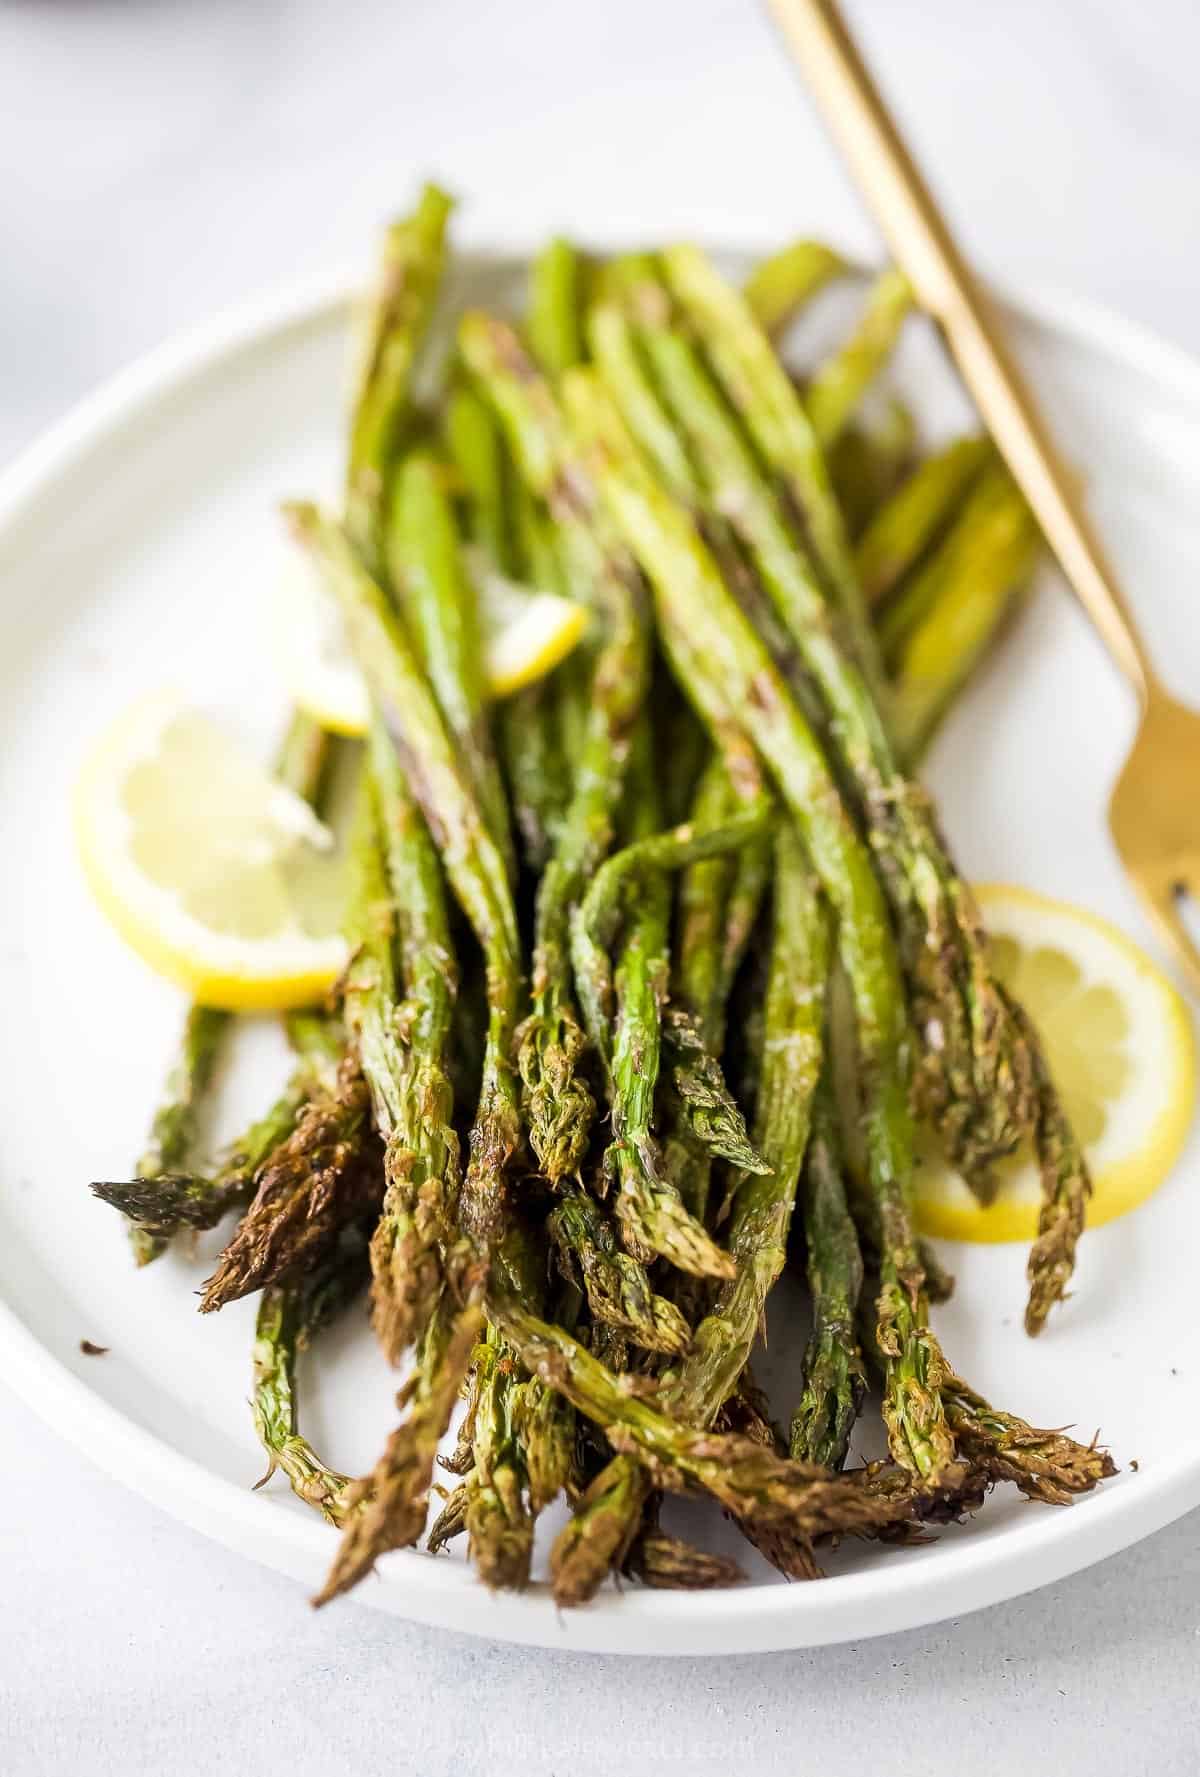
[768,0,1159,702]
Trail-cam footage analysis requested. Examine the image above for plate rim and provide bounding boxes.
[4,246,1199,1655]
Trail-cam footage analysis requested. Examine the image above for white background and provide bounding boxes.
[3,1,1200,1770]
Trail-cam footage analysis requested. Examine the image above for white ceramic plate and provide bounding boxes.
[2,249,1199,1656]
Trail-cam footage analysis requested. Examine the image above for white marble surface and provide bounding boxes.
[3,1,1200,1769]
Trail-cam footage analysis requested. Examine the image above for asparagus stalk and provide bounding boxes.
[562,366,953,1481]
[743,238,849,336]
[251,1226,369,1523]
[887,465,1043,761]
[458,311,651,1183]
[344,736,460,1362]
[856,433,992,607]
[133,1006,228,1198]
[97,1012,340,1228]
[118,1006,229,1264]
[671,755,738,1047]
[527,237,586,378]
[346,183,454,566]
[569,777,773,1278]
[660,1008,769,1173]
[315,1291,487,1605]
[386,451,515,881]
[789,1075,868,1469]
[943,1372,1115,1501]
[662,242,890,714]
[462,1325,535,1589]
[284,505,522,1257]
[828,399,917,538]
[665,822,828,1426]
[444,384,512,569]
[551,1449,649,1604]
[659,757,769,1261]
[447,385,571,871]
[804,267,913,449]
[856,1281,1115,1503]
[1008,989,1093,1337]
[625,1531,745,1591]
[518,1356,579,1515]
[548,1186,691,1353]
[200,1054,379,1312]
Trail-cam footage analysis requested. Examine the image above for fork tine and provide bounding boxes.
[1132,881,1200,997]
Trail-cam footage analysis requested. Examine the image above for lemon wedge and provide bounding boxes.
[273,540,587,737]
[75,691,348,1010]
[914,883,1196,1242]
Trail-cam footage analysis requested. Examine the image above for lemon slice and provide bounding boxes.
[75,691,349,1011]
[273,541,587,737]
[914,883,1196,1242]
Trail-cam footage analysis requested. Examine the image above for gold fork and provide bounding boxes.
[769,0,1200,992]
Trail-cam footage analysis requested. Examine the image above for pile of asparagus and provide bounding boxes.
[93,187,1113,1606]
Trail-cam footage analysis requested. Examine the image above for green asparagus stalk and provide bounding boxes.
[508,486,576,874]
[527,237,586,378]
[315,1291,487,1605]
[133,1006,228,1204]
[665,822,828,1426]
[857,433,993,607]
[743,238,849,335]
[569,776,773,1277]
[887,465,1043,761]
[447,384,570,871]
[346,183,454,566]
[624,1529,745,1591]
[856,1281,1114,1504]
[607,719,711,1272]
[462,1325,535,1589]
[387,451,515,880]
[562,366,953,1481]
[1008,989,1093,1337]
[570,793,772,1058]
[943,1372,1115,1501]
[548,1185,691,1354]
[518,1354,579,1514]
[116,1006,230,1264]
[662,242,890,713]
[284,504,522,1257]
[444,384,512,569]
[789,1075,868,1469]
[251,1226,369,1523]
[550,1449,649,1604]
[343,736,460,1362]
[659,756,768,1256]
[671,755,738,1044]
[200,1054,379,1312]
[660,1008,769,1173]
[804,267,912,449]
[458,311,651,1183]
[828,399,917,539]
